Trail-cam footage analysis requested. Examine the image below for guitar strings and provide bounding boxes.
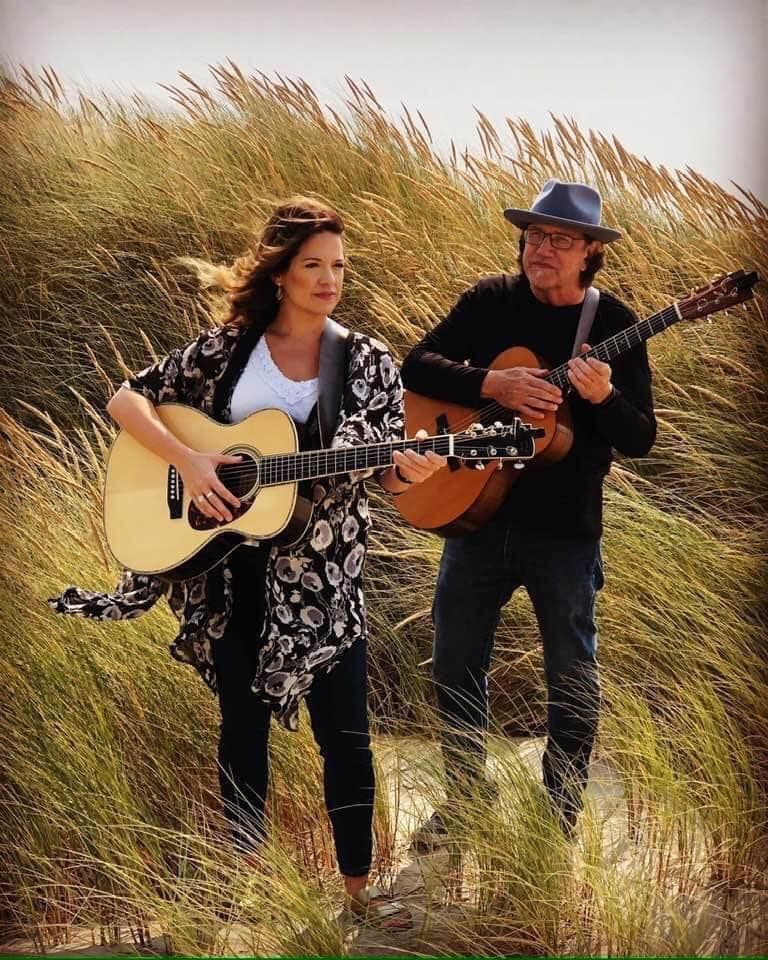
[196,435,461,485]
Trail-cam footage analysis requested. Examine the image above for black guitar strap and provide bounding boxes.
[316,317,351,447]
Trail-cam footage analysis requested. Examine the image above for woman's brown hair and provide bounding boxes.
[185,196,344,336]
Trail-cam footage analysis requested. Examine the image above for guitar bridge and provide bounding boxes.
[167,466,183,519]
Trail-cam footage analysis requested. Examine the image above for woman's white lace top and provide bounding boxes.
[229,335,319,424]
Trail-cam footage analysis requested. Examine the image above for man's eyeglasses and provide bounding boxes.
[524,228,585,250]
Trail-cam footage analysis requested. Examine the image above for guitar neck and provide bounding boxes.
[259,435,454,487]
[543,301,682,391]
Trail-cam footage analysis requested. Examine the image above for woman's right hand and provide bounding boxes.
[176,450,243,523]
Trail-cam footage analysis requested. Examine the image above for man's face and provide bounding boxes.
[521,223,595,293]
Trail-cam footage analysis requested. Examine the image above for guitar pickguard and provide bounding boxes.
[189,490,259,531]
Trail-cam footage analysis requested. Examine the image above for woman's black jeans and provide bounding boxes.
[212,545,374,877]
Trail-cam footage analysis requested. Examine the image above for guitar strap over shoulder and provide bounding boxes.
[571,286,600,358]
[317,317,351,447]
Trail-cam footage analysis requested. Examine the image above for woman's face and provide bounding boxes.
[275,230,345,317]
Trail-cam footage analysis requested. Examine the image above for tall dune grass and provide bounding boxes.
[1,64,766,955]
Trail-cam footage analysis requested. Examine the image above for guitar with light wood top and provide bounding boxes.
[103,408,541,581]
[395,269,760,535]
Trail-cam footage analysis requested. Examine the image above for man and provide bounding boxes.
[400,179,656,843]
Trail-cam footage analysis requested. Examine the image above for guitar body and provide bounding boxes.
[104,405,313,581]
[395,346,574,535]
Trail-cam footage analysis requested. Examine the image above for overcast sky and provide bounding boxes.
[2,0,766,201]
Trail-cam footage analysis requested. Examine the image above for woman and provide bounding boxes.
[50,197,445,927]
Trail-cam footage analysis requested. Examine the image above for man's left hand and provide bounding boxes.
[567,344,613,404]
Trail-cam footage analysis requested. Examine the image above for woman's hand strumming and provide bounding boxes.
[176,450,243,523]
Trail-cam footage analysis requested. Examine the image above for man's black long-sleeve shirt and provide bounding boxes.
[400,273,656,540]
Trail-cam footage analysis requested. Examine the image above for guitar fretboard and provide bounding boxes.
[257,435,455,486]
[544,303,681,392]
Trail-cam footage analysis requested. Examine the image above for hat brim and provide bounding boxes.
[503,208,622,243]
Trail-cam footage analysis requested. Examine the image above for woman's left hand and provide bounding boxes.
[392,429,447,484]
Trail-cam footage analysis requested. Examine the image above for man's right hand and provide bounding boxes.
[480,367,562,420]
[175,450,243,523]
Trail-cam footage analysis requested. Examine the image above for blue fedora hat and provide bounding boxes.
[503,179,622,243]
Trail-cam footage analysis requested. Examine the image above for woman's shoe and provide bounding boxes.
[347,885,413,930]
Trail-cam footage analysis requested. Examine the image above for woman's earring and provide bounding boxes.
[275,285,283,301]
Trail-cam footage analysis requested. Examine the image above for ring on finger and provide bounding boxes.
[196,494,205,503]
[205,491,214,500]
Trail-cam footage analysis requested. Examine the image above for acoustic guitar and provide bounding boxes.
[103,407,541,581]
[394,269,760,536]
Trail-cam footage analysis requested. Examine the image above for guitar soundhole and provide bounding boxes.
[188,449,260,531]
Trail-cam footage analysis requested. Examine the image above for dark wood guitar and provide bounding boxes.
[394,270,760,536]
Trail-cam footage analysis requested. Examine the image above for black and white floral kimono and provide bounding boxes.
[49,322,404,731]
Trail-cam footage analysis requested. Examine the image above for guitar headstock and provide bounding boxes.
[452,419,543,463]
[677,270,760,322]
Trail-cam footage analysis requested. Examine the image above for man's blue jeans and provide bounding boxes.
[432,515,604,827]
